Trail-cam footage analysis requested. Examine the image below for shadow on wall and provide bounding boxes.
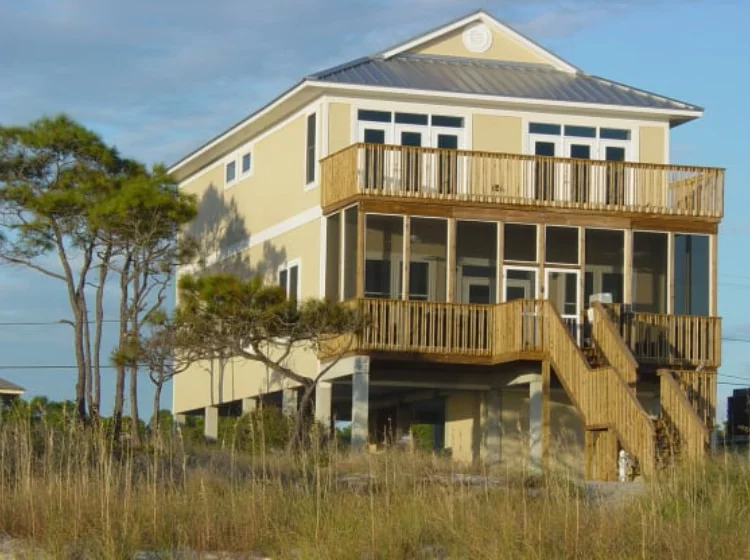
[187,184,287,281]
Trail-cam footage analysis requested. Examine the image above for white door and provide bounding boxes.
[529,136,563,202]
[563,138,597,205]
[545,268,581,344]
[503,266,539,301]
[357,123,391,191]
[598,141,631,206]
[430,129,465,195]
[394,125,427,194]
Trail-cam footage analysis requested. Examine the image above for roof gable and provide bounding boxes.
[381,10,579,73]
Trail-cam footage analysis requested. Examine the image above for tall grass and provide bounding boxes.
[1,415,750,559]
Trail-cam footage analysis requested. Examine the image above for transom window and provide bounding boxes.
[358,109,464,129]
[529,122,631,141]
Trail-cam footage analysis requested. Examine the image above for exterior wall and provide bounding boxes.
[639,126,667,164]
[173,218,321,414]
[413,27,549,65]
[472,114,522,153]
[445,392,480,463]
[181,110,322,253]
[500,388,584,475]
[328,102,351,154]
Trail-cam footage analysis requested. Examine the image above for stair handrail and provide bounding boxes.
[590,301,639,385]
[658,369,709,460]
[543,300,655,477]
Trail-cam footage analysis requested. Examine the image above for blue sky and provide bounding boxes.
[0,0,748,420]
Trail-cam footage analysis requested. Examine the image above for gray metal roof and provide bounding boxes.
[0,377,24,394]
[309,54,702,114]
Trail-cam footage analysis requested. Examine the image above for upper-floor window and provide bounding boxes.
[305,113,317,186]
[240,152,252,177]
[279,261,300,302]
[225,161,236,187]
[529,122,631,141]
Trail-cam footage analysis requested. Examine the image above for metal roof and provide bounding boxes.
[309,54,702,113]
[0,377,24,394]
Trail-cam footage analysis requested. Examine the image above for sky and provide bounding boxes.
[0,0,748,420]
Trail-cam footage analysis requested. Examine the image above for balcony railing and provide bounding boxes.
[606,305,721,369]
[321,143,724,219]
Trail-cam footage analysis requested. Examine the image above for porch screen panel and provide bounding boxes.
[409,218,448,301]
[343,207,358,299]
[504,224,537,262]
[674,234,709,316]
[633,232,668,313]
[455,221,497,304]
[325,213,341,300]
[365,215,403,299]
[584,229,624,306]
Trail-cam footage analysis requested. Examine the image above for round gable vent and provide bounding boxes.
[462,23,493,54]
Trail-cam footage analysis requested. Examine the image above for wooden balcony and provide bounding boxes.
[321,143,724,219]
[326,298,720,370]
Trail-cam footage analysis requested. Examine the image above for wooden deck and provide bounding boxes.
[321,143,725,220]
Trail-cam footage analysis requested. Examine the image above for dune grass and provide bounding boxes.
[0,416,749,559]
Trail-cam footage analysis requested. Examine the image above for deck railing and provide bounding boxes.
[659,370,710,460]
[591,302,639,385]
[321,143,725,218]
[607,305,721,368]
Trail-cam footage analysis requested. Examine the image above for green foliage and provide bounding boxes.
[410,424,436,451]
[218,406,293,452]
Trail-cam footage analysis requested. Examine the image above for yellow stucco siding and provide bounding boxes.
[639,126,667,164]
[472,114,522,153]
[445,392,480,464]
[173,219,321,414]
[180,112,322,249]
[413,26,549,65]
[328,102,352,154]
[500,389,584,475]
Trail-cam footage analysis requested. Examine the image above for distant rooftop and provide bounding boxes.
[0,377,24,395]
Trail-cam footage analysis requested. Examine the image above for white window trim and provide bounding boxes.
[303,110,320,191]
[278,258,302,302]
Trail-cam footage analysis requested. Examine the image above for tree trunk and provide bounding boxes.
[291,380,316,450]
[152,382,163,434]
[129,363,140,444]
[72,299,88,422]
[92,247,111,419]
[112,255,132,442]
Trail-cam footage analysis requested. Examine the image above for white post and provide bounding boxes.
[204,406,218,442]
[241,397,257,416]
[282,388,298,417]
[351,356,370,452]
[483,390,502,465]
[529,379,542,469]
[315,381,333,428]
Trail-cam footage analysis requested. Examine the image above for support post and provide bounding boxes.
[537,224,545,297]
[282,388,298,417]
[667,231,675,314]
[541,361,551,470]
[496,221,504,304]
[315,381,333,428]
[402,216,410,301]
[241,397,257,416]
[447,217,456,303]
[624,229,633,305]
[204,406,218,442]
[482,390,502,465]
[529,378,542,470]
[710,232,718,317]
[356,207,365,298]
[351,356,370,452]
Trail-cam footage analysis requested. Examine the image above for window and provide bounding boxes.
[633,232,668,313]
[358,109,391,123]
[529,123,561,136]
[279,261,300,302]
[241,152,252,176]
[585,229,624,306]
[456,221,497,304]
[305,113,317,186]
[225,160,236,186]
[409,218,448,301]
[325,213,341,300]
[504,224,537,262]
[546,226,579,265]
[431,115,464,128]
[674,234,709,316]
[395,112,428,125]
[564,125,596,138]
[343,207,358,299]
[600,128,631,141]
[365,214,404,299]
